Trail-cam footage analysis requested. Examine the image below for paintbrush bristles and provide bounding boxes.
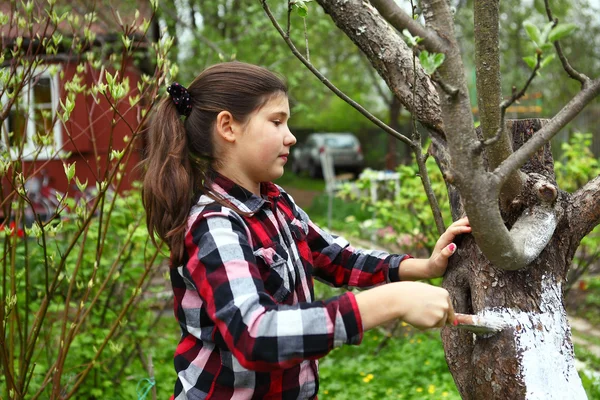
[453,313,508,334]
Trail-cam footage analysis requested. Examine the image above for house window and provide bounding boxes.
[2,68,62,160]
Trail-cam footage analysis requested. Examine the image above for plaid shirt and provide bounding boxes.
[170,173,410,399]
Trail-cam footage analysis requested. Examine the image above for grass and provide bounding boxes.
[319,329,461,400]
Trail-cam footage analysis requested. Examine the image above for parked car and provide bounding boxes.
[291,132,365,178]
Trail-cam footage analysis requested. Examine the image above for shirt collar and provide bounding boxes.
[207,172,282,213]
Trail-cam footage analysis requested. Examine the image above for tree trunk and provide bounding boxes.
[441,119,587,399]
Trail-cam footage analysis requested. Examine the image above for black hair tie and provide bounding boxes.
[167,82,193,117]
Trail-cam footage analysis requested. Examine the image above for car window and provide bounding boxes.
[324,136,356,148]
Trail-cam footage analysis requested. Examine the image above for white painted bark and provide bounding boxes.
[479,277,587,399]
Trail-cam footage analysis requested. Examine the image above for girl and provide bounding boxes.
[142,61,471,399]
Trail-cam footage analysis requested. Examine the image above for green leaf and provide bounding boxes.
[419,50,434,75]
[293,3,308,17]
[432,53,445,70]
[523,56,537,70]
[540,54,556,68]
[548,23,577,42]
[540,21,554,43]
[523,21,542,46]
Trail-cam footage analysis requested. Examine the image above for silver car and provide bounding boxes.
[291,133,365,178]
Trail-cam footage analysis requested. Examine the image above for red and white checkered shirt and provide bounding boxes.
[170,173,410,399]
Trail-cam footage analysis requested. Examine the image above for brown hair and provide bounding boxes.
[142,62,288,264]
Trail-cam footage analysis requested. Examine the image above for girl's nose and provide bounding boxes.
[285,129,297,146]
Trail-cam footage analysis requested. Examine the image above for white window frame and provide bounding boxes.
[1,66,63,161]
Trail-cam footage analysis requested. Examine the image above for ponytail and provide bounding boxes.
[142,98,202,263]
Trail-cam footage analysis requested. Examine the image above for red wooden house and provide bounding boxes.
[1,1,155,219]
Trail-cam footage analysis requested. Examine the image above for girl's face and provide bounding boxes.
[225,93,296,193]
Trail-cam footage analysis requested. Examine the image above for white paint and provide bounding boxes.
[479,277,587,399]
[511,206,558,265]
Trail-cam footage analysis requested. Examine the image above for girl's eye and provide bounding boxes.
[273,120,282,126]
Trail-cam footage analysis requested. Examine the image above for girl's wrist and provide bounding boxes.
[398,257,433,281]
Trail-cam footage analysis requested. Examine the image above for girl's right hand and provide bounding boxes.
[395,281,455,330]
[356,281,455,331]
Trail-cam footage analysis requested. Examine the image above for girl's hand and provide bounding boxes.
[356,281,456,330]
[397,282,456,329]
[427,217,471,278]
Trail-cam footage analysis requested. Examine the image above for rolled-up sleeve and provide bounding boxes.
[184,210,363,372]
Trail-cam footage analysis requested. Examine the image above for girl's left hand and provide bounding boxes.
[427,217,471,278]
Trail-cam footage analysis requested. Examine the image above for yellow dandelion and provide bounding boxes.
[409,339,415,344]
[416,387,423,393]
[362,373,374,383]
[425,360,430,365]
[442,392,449,397]
[417,339,422,343]
[373,336,379,341]
[428,385,436,394]
[401,321,408,327]
[360,372,366,376]
[324,390,329,395]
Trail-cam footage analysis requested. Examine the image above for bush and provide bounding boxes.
[0,2,178,398]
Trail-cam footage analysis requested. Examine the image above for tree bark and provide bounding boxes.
[441,119,586,399]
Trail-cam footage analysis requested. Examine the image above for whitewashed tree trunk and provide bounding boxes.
[440,120,588,399]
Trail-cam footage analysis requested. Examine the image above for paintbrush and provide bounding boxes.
[452,313,507,335]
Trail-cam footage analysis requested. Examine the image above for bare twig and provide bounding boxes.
[303,17,310,62]
[260,0,412,145]
[369,0,448,54]
[543,0,588,85]
[481,54,541,147]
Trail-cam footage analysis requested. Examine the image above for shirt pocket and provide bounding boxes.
[253,243,291,303]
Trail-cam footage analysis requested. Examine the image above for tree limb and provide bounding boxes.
[261,0,412,145]
[567,175,600,245]
[368,0,449,54]
[494,78,600,185]
[314,0,444,136]
[472,0,524,206]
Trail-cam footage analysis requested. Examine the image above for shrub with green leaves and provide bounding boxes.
[554,133,600,295]
[0,2,177,398]
[336,153,451,257]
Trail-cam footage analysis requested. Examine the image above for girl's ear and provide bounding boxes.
[215,111,237,143]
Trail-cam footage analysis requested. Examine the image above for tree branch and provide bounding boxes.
[261,0,412,145]
[567,175,600,245]
[543,0,589,86]
[368,0,449,54]
[314,0,444,136]
[494,78,600,185]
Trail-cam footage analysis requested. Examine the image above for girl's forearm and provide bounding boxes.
[355,283,404,330]
[397,258,431,281]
